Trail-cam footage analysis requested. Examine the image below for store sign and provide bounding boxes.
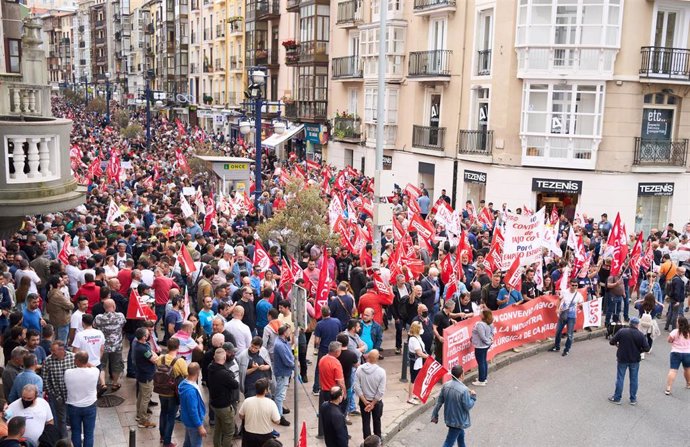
[223,163,248,171]
[305,123,328,145]
[638,182,674,196]
[464,169,486,184]
[532,178,582,194]
[641,108,673,140]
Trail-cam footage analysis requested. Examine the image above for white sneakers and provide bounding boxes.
[641,353,646,360]
[472,380,487,387]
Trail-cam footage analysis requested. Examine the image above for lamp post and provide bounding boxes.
[145,69,153,150]
[82,73,89,106]
[105,72,111,125]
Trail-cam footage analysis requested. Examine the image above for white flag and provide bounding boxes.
[180,194,194,218]
[106,199,122,224]
[582,298,602,328]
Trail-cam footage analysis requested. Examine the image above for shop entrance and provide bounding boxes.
[536,192,579,221]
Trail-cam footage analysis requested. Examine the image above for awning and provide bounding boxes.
[261,124,304,148]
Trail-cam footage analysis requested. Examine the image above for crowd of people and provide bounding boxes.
[0,94,688,447]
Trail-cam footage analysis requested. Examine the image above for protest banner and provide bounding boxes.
[443,295,584,371]
[412,357,448,403]
[502,208,545,267]
[582,298,602,329]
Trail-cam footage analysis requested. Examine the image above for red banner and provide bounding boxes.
[442,295,583,371]
[412,357,447,403]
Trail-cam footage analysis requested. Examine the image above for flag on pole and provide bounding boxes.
[126,290,147,320]
[106,199,122,224]
[180,194,195,218]
[57,235,72,265]
[412,357,447,403]
[178,244,197,273]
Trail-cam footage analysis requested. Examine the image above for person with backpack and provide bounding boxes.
[154,337,188,447]
[633,293,663,359]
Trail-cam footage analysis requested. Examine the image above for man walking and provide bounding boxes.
[665,267,686,331]
[155,337,188,447]
[272,325,295,427]
[608,316,649,405]
[207,348,239,447]
[317,341,345,438]
[133,327,159,428]
[43,341,75,438]
[431,365,477,447]
[312,306,342,394]
[179,362,207,447]
[354,349,386,439]
[64,351,99,447]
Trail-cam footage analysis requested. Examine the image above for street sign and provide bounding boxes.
[291,284,308,330]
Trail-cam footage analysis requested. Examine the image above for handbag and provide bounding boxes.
[559,293,577,322]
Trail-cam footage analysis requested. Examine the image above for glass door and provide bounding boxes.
[652,10,680,75]
[429,18,446,74]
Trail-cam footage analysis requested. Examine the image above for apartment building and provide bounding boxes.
[328,0,690,234]
[40,10,76,88]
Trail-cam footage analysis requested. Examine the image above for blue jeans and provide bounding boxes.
[56,323,70,343]
[126,332,136,376]
[184,426,203,447]
[67,403,97,447]
[554,317,576,352]
[347,369,357,413]
[613,362,639,402]
[443,426,466,447]
[606,295,623,325]
[623,285,630,320]
[665,302,685,330]
[274,375,290,417]
[474,347,489,382]
[159,396,179,445]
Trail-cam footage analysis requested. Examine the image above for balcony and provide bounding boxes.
[287,0,300,12]
[284,102,298,119]
[229,56,243,71]
[299,41,328,64]
[412,125,446,151]
[285,47,300,66]
[203,28,211,41]
[332,116,362,142]
[215,24,225,39]
[413,0,456,15]
[332,56,362,79]
[0,114,85,220]
[79,41,85,48]
[408,50,452,79]
[477,49,491,76]
[229,21,242,35]
[633,137,688,167]
[94,20,105,28]
[521,135,598,170]
[516,46,618,80]
[457,130,493,156]
[639,47,690,83]
[257,0,280,20]
[336,0,362,27]
[296,101,327,122]
[145,23,154,34]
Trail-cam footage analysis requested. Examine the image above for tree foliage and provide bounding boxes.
[121,123,143,139]
[257,178,339,256]
[114,110,129,128]
[85,97,106,114]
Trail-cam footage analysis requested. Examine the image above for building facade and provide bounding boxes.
[40,11,76,88]
[327,0,690,234]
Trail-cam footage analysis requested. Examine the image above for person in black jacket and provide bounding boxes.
[349,257,367,303]
[207,348,239,447]
[608,317,650,405]
[320,386,349,447]
[665,267,686,331]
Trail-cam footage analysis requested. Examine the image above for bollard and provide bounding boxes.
[399,341,409,383]
[129,427,136,447]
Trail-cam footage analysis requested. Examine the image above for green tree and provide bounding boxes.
[257,178,339,256]
[85,97,106,114]
[121,123,143,139]
[114,110,129,128]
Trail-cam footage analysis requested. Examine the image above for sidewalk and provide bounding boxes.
[91,328,605,446]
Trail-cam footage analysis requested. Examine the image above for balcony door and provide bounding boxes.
[427,92,441,146]
[429,18,447,74]
[650,9,685,76]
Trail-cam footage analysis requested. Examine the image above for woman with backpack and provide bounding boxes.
[633,293,663,359]
[664,316,690,395]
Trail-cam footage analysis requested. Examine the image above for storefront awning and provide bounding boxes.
[261,124,304,148]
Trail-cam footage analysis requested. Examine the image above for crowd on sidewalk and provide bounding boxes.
[0,95,688,447]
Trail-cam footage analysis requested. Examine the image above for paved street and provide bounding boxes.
[388,334,689,447]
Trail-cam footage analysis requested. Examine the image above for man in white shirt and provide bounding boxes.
[64,351,99,447]
[65,254,83,295]
[218,249,235,276]
[548,279,584,357]
[225,306,252,352]
[68,296,89,347]
[6,384,54,446]
[14,260,41,295]
[71,314,105,368]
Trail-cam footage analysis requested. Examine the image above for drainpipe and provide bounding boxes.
[452,0,470,210]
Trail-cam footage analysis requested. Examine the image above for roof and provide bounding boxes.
[194,156,254,164]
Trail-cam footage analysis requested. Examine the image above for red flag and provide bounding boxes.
[279,260,296,297]
[126,290,147,320]
[550,206,559,226]
[314,248,332,319]
[393,218,405,242]
[412,357,447,403]
[440,253,454,284]
[404,183,422,201]
[458,230,474,264]
[372,272,394,305]
[86,158,102,179]
[641,240,653,270]
[629,232,644,291]
[298,422,307,447]
[57,235,72,265]
[178,244,197,273]
[106,152,121,185]
[334,170,346,190]
[607,213,625,276]
[409,213,435,244]
[175,119,187,136]
[175,148,191,174]
[504,255,523,290]
[477,207,494,227]
[306,159,320,171]
[253,241,274,273]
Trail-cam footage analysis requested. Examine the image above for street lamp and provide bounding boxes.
[241,68,267,205]
[145,69,153,149]
[82,72,89,106]
[104,72,111,125]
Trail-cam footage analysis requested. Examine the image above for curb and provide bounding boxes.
[382,327,607,443]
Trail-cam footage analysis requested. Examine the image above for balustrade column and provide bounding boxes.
[38,138,52,177]
[11,137,27,180]
[12,88,21,114]
[26,138,41,178]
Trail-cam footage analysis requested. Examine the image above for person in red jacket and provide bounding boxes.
[75,272,101,313]
[357,282,394,326]
[117,259,134,296]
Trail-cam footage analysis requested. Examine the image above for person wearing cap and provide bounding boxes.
[548,279,584,357]
[608,316,649,405]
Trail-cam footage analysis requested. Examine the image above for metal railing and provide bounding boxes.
[639,46,690,80]
[457,130,493,155]
[412,125,446,150]
[332,56,362,79]
[633,137,688,166]
[332,116,362,141]
[413,0,456,10]
[297,100,328,121]
[477,49,491,76]
[299,41,329,62]
[287,0,300,11]
[336,0,362,25]
[408,50,452,77]
[257,0,280,18]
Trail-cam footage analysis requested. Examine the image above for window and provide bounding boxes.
[5,38,21,73]
[372,0,403,21]
[364,86,398,124]
[360,25,406,78]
